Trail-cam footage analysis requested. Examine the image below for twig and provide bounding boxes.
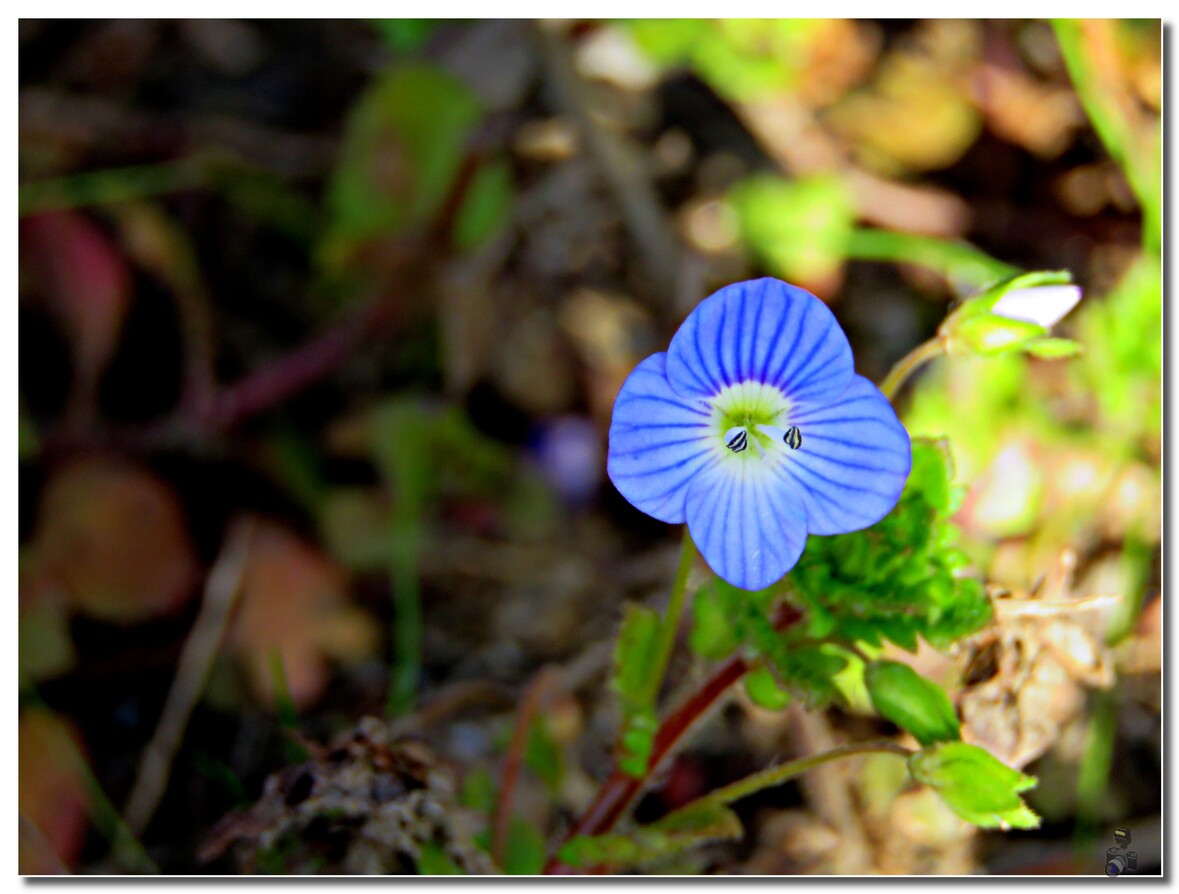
[122,519,255,837]
[491,666,562,867]
[544,602,804,874]
[200,298,394,433]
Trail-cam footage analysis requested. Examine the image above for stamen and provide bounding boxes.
[724,426,748,453]
[761,424,802,451]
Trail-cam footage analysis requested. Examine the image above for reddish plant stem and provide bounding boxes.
[492,666,560,868]
[201,298,394,432]
[544,602,803,875]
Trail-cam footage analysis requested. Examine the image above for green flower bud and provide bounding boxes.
[909,741,1040,830]
[939,270,1082,359]
[865,660,960,746]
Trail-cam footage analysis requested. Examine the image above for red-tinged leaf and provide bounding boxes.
[19,708,92,874]
[21,210,132,385]
[227,520,380,711]
[28,457,200,623]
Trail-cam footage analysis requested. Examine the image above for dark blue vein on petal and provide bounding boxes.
[768,298,808,390]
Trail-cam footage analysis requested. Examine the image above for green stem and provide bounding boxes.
[19,158,212,216]
[643,528,697,707]
[386,526,423,717]
[1052,20,1160,252]
[1075,687,1117,834]
[879,338,945,403]
[663,740,913,820]
[846,228,1016,289]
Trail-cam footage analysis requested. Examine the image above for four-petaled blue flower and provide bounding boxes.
[607,278,912,591]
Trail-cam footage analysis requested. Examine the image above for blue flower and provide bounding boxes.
[607,278,911,591]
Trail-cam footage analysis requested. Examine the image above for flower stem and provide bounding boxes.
[545,601,804,874]
[879,338,945,403]
[492,666,560,867]
[665,739,914,821]
[643,528,697,707]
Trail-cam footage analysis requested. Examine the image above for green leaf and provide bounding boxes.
[557,802,742,870]
[459,767,495,814]
[502,818,547,875]
[771,644,848,708]
[909,741,1040,830]
[689,582,741,660]
[612,604,662,777]
[320,64,482,269]
[370,19,439,53]
[612,604,661,709]
[743,665,792,710]
[865,660,960,746]
[417,842,464,875]
[730,174,855,284]
[453,159,513,251]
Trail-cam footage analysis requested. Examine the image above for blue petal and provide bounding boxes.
[607,353,719,523]
[779,375,911,536]
[685,458,809,591]
[665,278,854,404]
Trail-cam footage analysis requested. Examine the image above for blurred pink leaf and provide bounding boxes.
[22,210,132,392]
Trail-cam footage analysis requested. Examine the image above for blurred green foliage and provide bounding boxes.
[625,19,824,101]
[319,63,512,274]
[729,174,854,286]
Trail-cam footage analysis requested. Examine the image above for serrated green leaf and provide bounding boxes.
[612,604,661,709]
[772,644,848,708]
[558,802,742,870]
[612,604,662,777]
[909,741,1040,830]
[865,660,960,746]
[786,437,992,654]
[743,665,792,710]
[689,582,740,660]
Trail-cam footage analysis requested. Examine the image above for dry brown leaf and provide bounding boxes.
[956,551,1118,768]
[227,519,380,711]
[28,456,200,623]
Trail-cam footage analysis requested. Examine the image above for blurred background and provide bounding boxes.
[18,19,1161,875]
